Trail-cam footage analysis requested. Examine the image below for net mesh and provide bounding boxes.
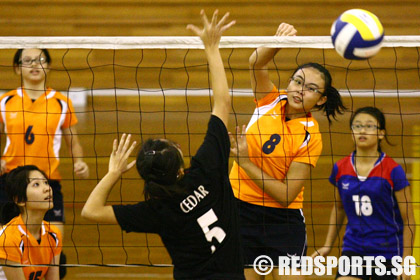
[0,36,419,270]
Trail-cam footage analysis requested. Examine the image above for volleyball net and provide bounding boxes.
[0,36,419,271]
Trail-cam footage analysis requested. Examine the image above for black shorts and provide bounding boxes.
[0,176,64,223]
[236,199,307,266]
[336,251,397,280]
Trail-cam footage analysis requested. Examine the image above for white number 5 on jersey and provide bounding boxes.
[197,209,226,253]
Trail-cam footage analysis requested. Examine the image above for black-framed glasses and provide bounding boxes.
[20,57,47,66]
[351,124,379,132]
[289,76,322,94]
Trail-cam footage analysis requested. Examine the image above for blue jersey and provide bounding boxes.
[329,152,409,259]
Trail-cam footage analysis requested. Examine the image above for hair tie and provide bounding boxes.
[145,150,156,157]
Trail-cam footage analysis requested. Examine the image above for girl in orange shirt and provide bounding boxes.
[230,23,346,280]
[0,165,62,280]
[0,48,89,278]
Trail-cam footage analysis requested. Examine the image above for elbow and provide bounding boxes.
[81,207,88,220]
[277,193,301,208]
[81,206,94,221]
[249,52,258,69]
[248,50,265,69]
[277,200,292,208]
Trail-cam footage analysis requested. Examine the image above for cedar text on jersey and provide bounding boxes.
[179,185,209,213]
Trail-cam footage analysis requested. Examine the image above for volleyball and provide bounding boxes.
[331,9,384,60]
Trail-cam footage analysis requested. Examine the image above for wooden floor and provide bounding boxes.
[51,95,419,279]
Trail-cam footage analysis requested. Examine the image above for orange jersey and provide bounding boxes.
[0,88,78,180]
[230,87,323,209]
[0,215,62,280]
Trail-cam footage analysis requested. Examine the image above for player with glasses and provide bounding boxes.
[313,106,415,280]
[229,22,346,280]
[19,56,47,66]
[289,76,322,95]
[351,123,379,132]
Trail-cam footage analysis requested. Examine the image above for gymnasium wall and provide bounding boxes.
[0,0,418,91]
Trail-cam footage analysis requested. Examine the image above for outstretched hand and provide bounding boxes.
[109,134,137,175]
[229,125,250,166]
[187,9,235,49]
[275,22,297,37]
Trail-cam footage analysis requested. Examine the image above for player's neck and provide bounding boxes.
[285,105,309,120]
[21,211,44,240]
[354,148,380,164]
[23,81,47,100]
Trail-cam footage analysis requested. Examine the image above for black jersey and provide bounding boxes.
[113,115,244,279]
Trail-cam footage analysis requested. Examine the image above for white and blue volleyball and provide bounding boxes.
[331,9,384,60]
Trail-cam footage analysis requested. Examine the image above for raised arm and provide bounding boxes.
[81,134,136,224]
[250,23,297,101]
[311,187,346,257]
[187,10,235,128]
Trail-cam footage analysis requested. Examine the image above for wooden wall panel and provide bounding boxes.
[0,0,418,91]
[0,0,418,36]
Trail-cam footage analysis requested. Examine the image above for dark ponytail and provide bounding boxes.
[0,174,19,225]
[136,139,185,200]
[293,63,347,123]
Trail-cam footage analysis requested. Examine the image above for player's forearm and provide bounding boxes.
[81,171,120,220]
[402,224,415,259]
[239,160,299,207]
[249,47,280,69]
[1,260,26,280]
[323,204,345,248]
[396,188,416,259]
[401,203,415,259]
[206,47,230,112]
[64,131,85,162]
[44,253,60,280]
[70,141,84,162]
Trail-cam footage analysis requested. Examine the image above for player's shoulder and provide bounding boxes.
[0,89,18,102]
[0,217,23,243]
[335,154,352,168]
[378,154,403,175]
[381,154,399,167]
[49,89,72,104]
[43,221,61,236]
[289,115,321,135]
[43,221,62,245]
[256,88,287,108]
